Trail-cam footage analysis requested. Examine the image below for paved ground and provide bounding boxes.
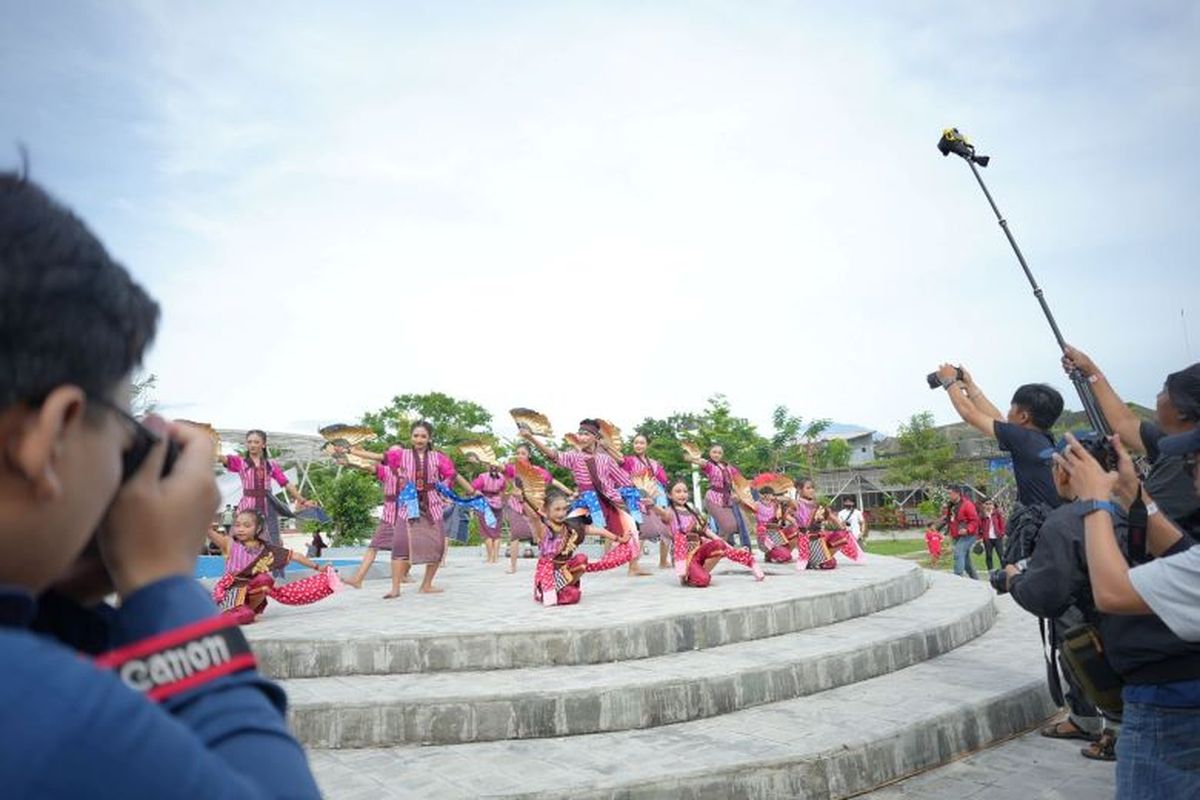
[244,548,919,642]
[860,724,1116,799]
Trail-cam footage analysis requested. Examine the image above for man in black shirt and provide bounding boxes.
[1061,347,1200,535]
[933,363,1063,508]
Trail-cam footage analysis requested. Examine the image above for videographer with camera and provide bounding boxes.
[1061,347,1200,536]
[0,173,320,797]
[1003,432,1200,787]
[1052,431,1200,797]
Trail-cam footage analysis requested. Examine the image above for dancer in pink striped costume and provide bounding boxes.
[344,445,405,589]
[793,478,865,570]
[472,465,507,564]
[352,421,476,597]
[683,444,749,547]
[526,490,631,606]
[650,479,763,587]
[520,419,649,576]
[218,429,316,579]
[503,444,569,574]
[622,434,672,569]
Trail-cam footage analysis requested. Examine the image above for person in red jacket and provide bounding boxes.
[978,499,1006,573]
[943,486,980,579]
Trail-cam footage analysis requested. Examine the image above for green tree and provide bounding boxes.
[885,411,982,490]
[307,463,381,544]
[816,438,852,469]
[361,392,498,466]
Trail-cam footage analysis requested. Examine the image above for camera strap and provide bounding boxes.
[1127,487,1148,565]
[95,615,257,703]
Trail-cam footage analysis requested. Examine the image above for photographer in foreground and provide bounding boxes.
[1005,435,1200,793]
[1054,431,1199,797]
[0,173,320,798]
[1061,347,1200,535]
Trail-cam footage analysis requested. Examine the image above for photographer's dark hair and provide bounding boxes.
[0,172,160,409]
[1011,383,1064,431]
[1165,364,1200,421]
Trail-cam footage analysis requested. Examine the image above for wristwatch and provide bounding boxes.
[1077,499,1118,517]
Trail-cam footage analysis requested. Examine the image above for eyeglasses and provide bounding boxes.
[88,396,176,482]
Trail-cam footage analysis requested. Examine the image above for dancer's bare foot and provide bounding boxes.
[419,585,444,594]
[382,591,401,599]
[401,577,415,584]
[344,576,363,589]
[505,568,516,574]
[629,569,654,577]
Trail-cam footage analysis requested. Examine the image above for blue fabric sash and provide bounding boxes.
[618,486,644,525]
[572,490,606,529]
[435,484,497,527]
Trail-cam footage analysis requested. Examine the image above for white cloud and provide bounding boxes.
[5,1,1197,441]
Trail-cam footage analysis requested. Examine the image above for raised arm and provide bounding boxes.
[519,428,560,462]
[958,366,1004,420]
[1061,345,1145,451]
[205,526,228,550]
[936,365,1001,437]
[349,446,385,463]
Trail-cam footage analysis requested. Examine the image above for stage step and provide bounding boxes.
[304,596,1054,799]
[284,572,995,747]
[247,555,926,678]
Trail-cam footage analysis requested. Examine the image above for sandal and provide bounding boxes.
[1040,720,1098,742]
[1081,731,1117,762]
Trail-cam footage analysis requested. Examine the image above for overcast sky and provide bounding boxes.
[4,1,1197,440]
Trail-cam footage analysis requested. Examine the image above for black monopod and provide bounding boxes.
[936,128,1112,441]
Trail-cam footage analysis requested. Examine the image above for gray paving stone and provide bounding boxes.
[283,573,994,747]
[247,553,926,677]
[305,596,1057,798]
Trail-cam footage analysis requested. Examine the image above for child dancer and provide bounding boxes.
[526,489,631,606]
[683,444,750,547]
[520,419,650,576]
[793,478,865,570]
[622,434,672,569]
[344,444,404,588]
[218,429,317,578]
[751,476,799,563]
[652,479,763,587]
[925,527,944,566]
[503,444,562,573]
[207,510,341,625]
[471,463,507,564]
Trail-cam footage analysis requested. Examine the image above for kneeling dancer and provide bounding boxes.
[207,510,341,624]
[653,479,763,587]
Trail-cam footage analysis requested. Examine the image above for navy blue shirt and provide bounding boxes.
[993,421,1060,508]
[0,576,320,799]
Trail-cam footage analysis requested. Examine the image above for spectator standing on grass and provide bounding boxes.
[837,497,868,542]
[978,500,1006,572]
[943,486,979,579]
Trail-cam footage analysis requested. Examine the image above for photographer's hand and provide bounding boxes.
[1061,345,1098,379]
[99,418,221,598]
[935,363,959,386]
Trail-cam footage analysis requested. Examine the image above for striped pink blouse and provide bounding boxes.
[224,454,289,514]
[555,450,631,504]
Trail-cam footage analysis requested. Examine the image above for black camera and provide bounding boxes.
[926,366,964,390]
[937,128,990,167]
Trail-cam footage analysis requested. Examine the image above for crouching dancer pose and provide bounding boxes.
[207,510,341,625]
[793,478,865,570]
[0,172,320,797]
[516,464,631,606]
[653,479,763,587]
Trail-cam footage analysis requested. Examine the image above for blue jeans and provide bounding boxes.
[952,536,977,579]
[1116,697,1200,799]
